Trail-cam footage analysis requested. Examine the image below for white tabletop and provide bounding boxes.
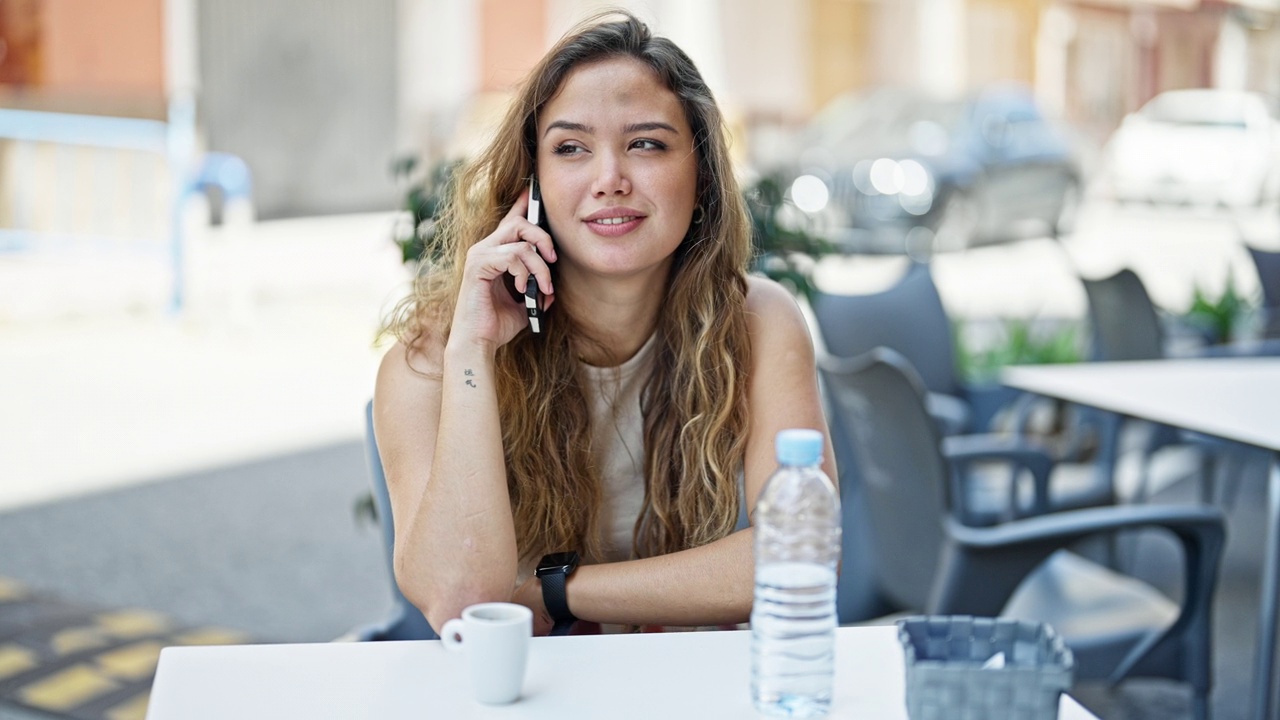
[1002,358,1280,452]
[145,626,1098,720]
[1004,357,1280,720]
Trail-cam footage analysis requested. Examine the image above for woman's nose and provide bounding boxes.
[590,154,631,197]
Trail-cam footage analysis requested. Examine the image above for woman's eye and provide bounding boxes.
[631,139,666,151]
[552,143,584,156]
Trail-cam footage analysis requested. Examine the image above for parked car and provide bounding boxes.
[1104,89,1280,208]
[782,84,1081,254]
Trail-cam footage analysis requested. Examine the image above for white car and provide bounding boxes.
[1105,89,1280,207]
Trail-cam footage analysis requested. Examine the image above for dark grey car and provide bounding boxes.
[784,85,1081,254]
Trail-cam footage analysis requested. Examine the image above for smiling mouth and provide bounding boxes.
[592,216,639,225]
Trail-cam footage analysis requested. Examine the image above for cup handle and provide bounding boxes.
[441,618,464,651]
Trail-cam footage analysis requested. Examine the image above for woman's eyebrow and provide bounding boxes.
[544,120,592,136]
[543,120,680,136]
[624,121,679,134]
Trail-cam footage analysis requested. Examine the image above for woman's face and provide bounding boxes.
[535,57,699,285]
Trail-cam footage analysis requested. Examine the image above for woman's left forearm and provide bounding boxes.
[565,528,755,627]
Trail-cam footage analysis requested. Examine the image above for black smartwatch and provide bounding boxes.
[535,551,580,636]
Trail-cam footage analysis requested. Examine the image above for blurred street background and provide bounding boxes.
[3,0,1280,719]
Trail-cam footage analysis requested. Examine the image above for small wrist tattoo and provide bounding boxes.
[464,368,476,388]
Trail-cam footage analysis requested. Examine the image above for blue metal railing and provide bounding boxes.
[0,100,252,312]
[0,109,168,151]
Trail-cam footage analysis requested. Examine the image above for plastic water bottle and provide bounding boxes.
[751,429,841,718]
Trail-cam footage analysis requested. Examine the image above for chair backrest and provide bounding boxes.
[819,347,951,612]
[1248,245,1280,312]
[826,390,894,623]
[364,400,437,640]
[1081,269,1163,361]
[812,262,959,396]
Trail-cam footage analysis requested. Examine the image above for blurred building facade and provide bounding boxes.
[195,0,398,217]
[2,0,1279,221]
[401,0,1280,172]
[801,0,1280,148]
[1041,0,1280,143]
[0,0,173,252]
[0,0,168,117]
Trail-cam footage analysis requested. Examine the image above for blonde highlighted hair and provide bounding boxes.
[386,10,752,565]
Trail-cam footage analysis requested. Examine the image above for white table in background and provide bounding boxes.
[1003,357,1280,720]
[145,626,1099,719]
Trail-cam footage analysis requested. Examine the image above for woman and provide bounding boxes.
[375,10,834,636]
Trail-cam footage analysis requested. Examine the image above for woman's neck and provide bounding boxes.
[558,267,666,367]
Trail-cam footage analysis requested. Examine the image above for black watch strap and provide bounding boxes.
[536,552,579,636]
[541,570,576,636]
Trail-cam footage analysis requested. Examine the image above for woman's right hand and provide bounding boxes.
[449,188,558,349]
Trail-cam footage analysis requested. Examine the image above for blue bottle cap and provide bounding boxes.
[776,428,824,466]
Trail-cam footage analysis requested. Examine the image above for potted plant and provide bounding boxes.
[1184,275,1257,345]
[390,156,460,266]
[954,317,1082,385]
[742,172,836,301]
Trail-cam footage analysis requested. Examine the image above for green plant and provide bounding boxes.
[742,173,837,300]
[1185,275,1254,344]
[353,492,378,527]
[391,156,460,265]
[954,318,1082,384]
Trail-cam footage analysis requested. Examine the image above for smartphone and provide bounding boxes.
[525,178,546,334]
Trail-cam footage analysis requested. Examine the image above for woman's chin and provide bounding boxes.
[561,257,671,284]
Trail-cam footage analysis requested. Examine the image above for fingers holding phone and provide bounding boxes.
[500,189,558,272]
[452,188,557,346]
[497,187,556,300]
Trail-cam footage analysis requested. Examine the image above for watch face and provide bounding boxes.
[536,551,580,576]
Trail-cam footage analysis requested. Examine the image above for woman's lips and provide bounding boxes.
[585,216,644,237]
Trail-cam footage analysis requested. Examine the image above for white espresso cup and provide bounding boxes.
[441,602,533,704]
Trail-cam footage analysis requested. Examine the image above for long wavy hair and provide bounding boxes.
[386,10,752,566]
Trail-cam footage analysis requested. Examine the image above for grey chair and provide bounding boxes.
[819,263,1112,623]
[1079,269,1183,500]
[1247,245,1280,339]
[1081,268,1169,363]
[821,348,1225,720]
[351,400,437,641]
[1080,269,1251,507]
[812,261,1018,435]
[816,261,981,621]
[1082,266,1280,358]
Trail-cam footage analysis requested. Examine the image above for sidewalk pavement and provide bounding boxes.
[0,212,410,512]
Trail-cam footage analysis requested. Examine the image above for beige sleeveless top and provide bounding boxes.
[582,332,658,563]
[518,334,745,632]
[514,333,656,584]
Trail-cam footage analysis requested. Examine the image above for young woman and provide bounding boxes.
[375,10,834,636]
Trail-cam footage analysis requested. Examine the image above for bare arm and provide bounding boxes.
[520,276,836,628]
[375,190,557,633]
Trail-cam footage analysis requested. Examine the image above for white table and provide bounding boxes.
[1003,358,1280,720]
[145,626,1099,719]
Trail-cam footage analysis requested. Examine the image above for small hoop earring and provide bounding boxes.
[692,204,705,224]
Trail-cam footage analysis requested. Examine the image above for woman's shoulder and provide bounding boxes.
[744,274,807,331]
[376,326,447,388]
[743,274,816,359]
